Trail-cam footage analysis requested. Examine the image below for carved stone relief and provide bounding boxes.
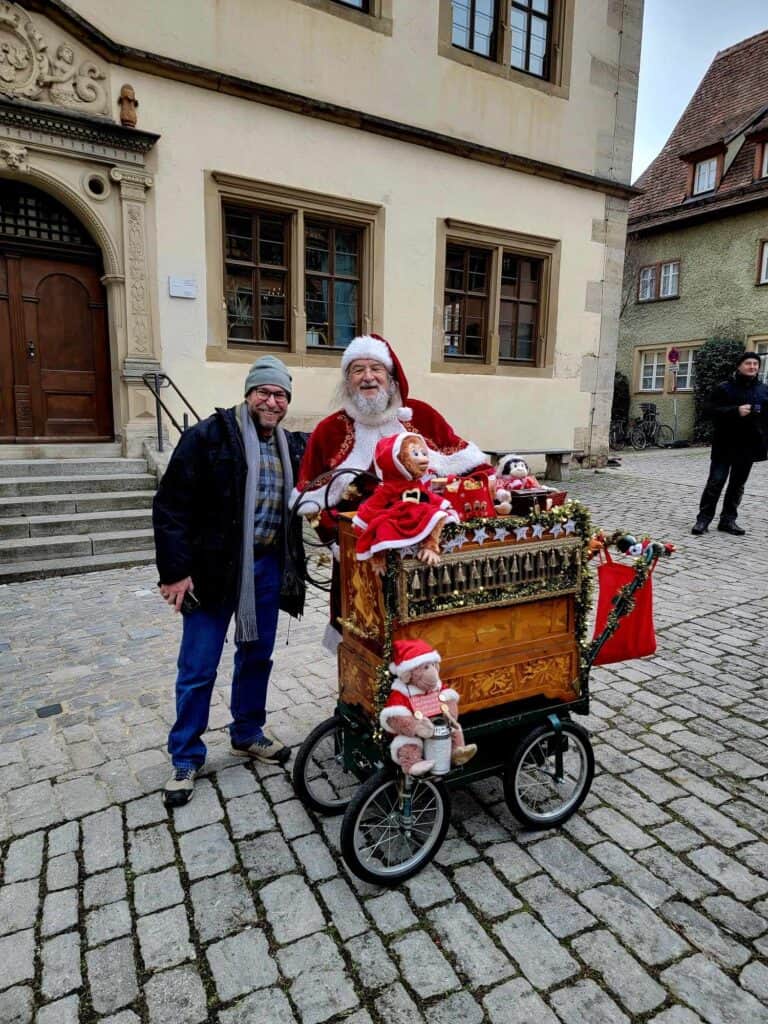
[0,2,109,114]
[0,140,27,169]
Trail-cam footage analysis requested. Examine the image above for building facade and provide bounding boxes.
[1,0,641,458]
[617,31,768,441]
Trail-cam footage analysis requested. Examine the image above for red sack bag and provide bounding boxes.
[443,473,497,521]
[592,549,656,665]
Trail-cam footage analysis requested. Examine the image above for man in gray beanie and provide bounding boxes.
[153,356,306,806]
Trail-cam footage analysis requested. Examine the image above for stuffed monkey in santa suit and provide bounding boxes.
[379,640,477,777]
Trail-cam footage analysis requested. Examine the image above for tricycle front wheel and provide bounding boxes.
[341,768,451,886]
[504,720,594,829]
[292,715,356,816]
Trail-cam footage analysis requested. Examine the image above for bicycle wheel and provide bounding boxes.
[655,424,675,448]
[292,716,356,815]
[503,721,594,829]
[341,768,451,885]
[609,423,625,451]
[630,425,647,450]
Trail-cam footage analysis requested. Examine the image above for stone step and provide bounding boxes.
[0,530,155,564]
[0,491,156,518]
[0,442,122,460]
[0,508,153,540]
[0,474,156,498]
[0,458,147,478]
[0,549,156,584]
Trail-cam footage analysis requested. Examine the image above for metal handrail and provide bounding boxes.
[142,372,201,452]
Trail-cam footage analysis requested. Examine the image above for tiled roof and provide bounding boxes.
[630,29,768,228]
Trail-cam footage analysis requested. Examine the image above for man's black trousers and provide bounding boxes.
[697,456,753,525]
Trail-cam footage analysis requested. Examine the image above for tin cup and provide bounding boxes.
[423,717,452,774]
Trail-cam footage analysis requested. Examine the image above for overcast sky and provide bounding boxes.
[632,0,768,181]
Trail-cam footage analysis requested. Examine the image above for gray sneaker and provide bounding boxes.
[232,729,290,765]
[163,766,197,807]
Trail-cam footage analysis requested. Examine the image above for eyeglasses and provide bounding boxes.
[347,362,388,379]
[252,387,289,404]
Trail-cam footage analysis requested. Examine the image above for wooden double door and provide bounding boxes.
[0,252,113,442]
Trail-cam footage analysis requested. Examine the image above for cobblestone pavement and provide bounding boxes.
[0,447,767,1023]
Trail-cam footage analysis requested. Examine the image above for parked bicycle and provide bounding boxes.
[629,404,675,450]
[609,419,628,451]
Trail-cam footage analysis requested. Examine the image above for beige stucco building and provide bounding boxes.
[0,0,642,460]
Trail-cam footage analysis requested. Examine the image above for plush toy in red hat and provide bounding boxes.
[380,639,477,777]
[353,432,459,574]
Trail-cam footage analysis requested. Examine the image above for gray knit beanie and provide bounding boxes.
[244,355,292,401]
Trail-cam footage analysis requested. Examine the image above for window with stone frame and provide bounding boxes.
[224,206,290,347]
[304,221,362,350]
[674,346,700,391]
[639,349,667,392]
[443,244,491,359]
[759,240,768,285]
[638,260,680,302]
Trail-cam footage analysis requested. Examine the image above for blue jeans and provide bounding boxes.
[168,553,281,770]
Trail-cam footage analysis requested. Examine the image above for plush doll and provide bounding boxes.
[353,433,459,574]
[490,477,512,515]
[495,454,541,491]
[379,639,477,776]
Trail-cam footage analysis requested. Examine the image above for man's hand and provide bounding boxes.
[159,577,194,612]
[738,404,752,417]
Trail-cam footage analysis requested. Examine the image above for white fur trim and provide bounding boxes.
[311,418,405,509]
[390,680,411,697]
[380,705,413,730]
[428,440,487,477]
[389,735,423,759]
[389,651,441,676]
[341,336,393,373]
[360,509,453,558]
[440,688,459,703]
[352,514,368,530]
[398,407,413,421]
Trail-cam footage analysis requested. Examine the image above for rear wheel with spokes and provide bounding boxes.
[292,716,357,815]
[340,769,450,885]
[609,422,625,451]
[630,425,647,450]
[655,424,675,448]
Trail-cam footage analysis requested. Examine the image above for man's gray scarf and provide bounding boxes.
[236,402,294,643]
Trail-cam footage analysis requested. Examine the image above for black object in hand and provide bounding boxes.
[180,591,200,614]
[752,403,762,415]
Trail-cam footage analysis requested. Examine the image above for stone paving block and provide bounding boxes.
[47,821,79,856]
[292,833,337,882]
[579,885,690,966]
[172,778,224,832]
[36,994,79,1024]
[668,797,756,848]
[650,821,702,852]
[216,764,259,799]
[0,928,35,990]
[261,873,325,943]
[263,773,295,804]
[485,842,539,884]
[433,835,479,865]
[345,931,398,989]
[3,832,44,882]
[217,986,297,1024]
[660,901,751,969]
[635,846,717,901]
[207,928,278,1001]
[667,768,730,806]
[134,864,186,916]
[41,888,78,937]
[125,792,167,829]
[736,840,768,875]
[178,823,236,880]
[87,937,138,1015]
[0,986,33,1024]
[593,774,672,825]
[0,880,38,937]
[100,1010,142,1024]
[483,978,560,1024]
[528,836,609,893]
[239,831,296,880]
[403,864,454,908]
[45,852,78,892]
[41,930,81,1001]
[83,866,127,908]
[55,776,111,819]
[137,904,194,971]
[366,891,417,935]
[495,912,578,989]
[275,799,314,840]
[144,964,209,1024]
[426,991,484,1024]
[190,871,257,943]
[701,895,767,939]
[318,878,368,940]
[6,782,59,835]
[375,983,425,1024]
[661,954,768,1024]
[572,928,666,1014]
[549,978,630,1024]
[391,931,461,998]
[428,903,513,987]
[587,807,657,850]
[225,791,275,838]
[276,931,358,1023]
[129,823,176,875]
[741,961,768,1002]
[516,875,595,938]
[589,841,675,908]
[86,899,132,947]
[82,806,124,874]
[453,861,522,918]
[648,1008,704,1024]
[688,845,768,901]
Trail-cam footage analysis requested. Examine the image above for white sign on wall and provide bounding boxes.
[168,276,198,299]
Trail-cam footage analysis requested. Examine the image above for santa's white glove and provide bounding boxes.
[414,718,435,739]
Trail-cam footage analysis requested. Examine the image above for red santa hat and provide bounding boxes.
[373,433,421,483]
[341,333,411,417]
[389,639,441,677]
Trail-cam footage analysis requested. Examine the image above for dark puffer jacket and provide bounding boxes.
[153,406,306,615]
[706,373,768,463]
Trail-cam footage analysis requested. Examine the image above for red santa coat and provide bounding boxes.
[380,679,461,758]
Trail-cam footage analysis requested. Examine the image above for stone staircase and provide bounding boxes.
[0,443,157,583]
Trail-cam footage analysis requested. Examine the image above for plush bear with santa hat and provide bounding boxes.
[379,640,477,777]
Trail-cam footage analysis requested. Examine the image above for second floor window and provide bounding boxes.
[451,0,497,57]
[449,0,553,80]
[510,0,552,78]
[638,260,680,302]
[693,158,717,195]
[332,0,368,8]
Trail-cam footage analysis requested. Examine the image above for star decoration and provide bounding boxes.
[550,522,564,538]
[514,525,530,541]
[531,523,545,539]
[472,526,489,545]
[454,530,468,549]
[442,536,461,553]
[564,519,577,534]
[493,526,510,542]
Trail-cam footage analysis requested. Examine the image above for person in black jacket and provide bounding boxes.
[692,351,768,536]
[153,355,306,806]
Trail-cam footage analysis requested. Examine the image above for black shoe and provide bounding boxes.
[691,521,709,536]
[717,521,746,535]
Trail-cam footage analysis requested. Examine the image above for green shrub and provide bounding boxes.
[693,338,745,443]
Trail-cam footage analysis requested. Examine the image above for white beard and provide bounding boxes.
[350,386,391,418]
